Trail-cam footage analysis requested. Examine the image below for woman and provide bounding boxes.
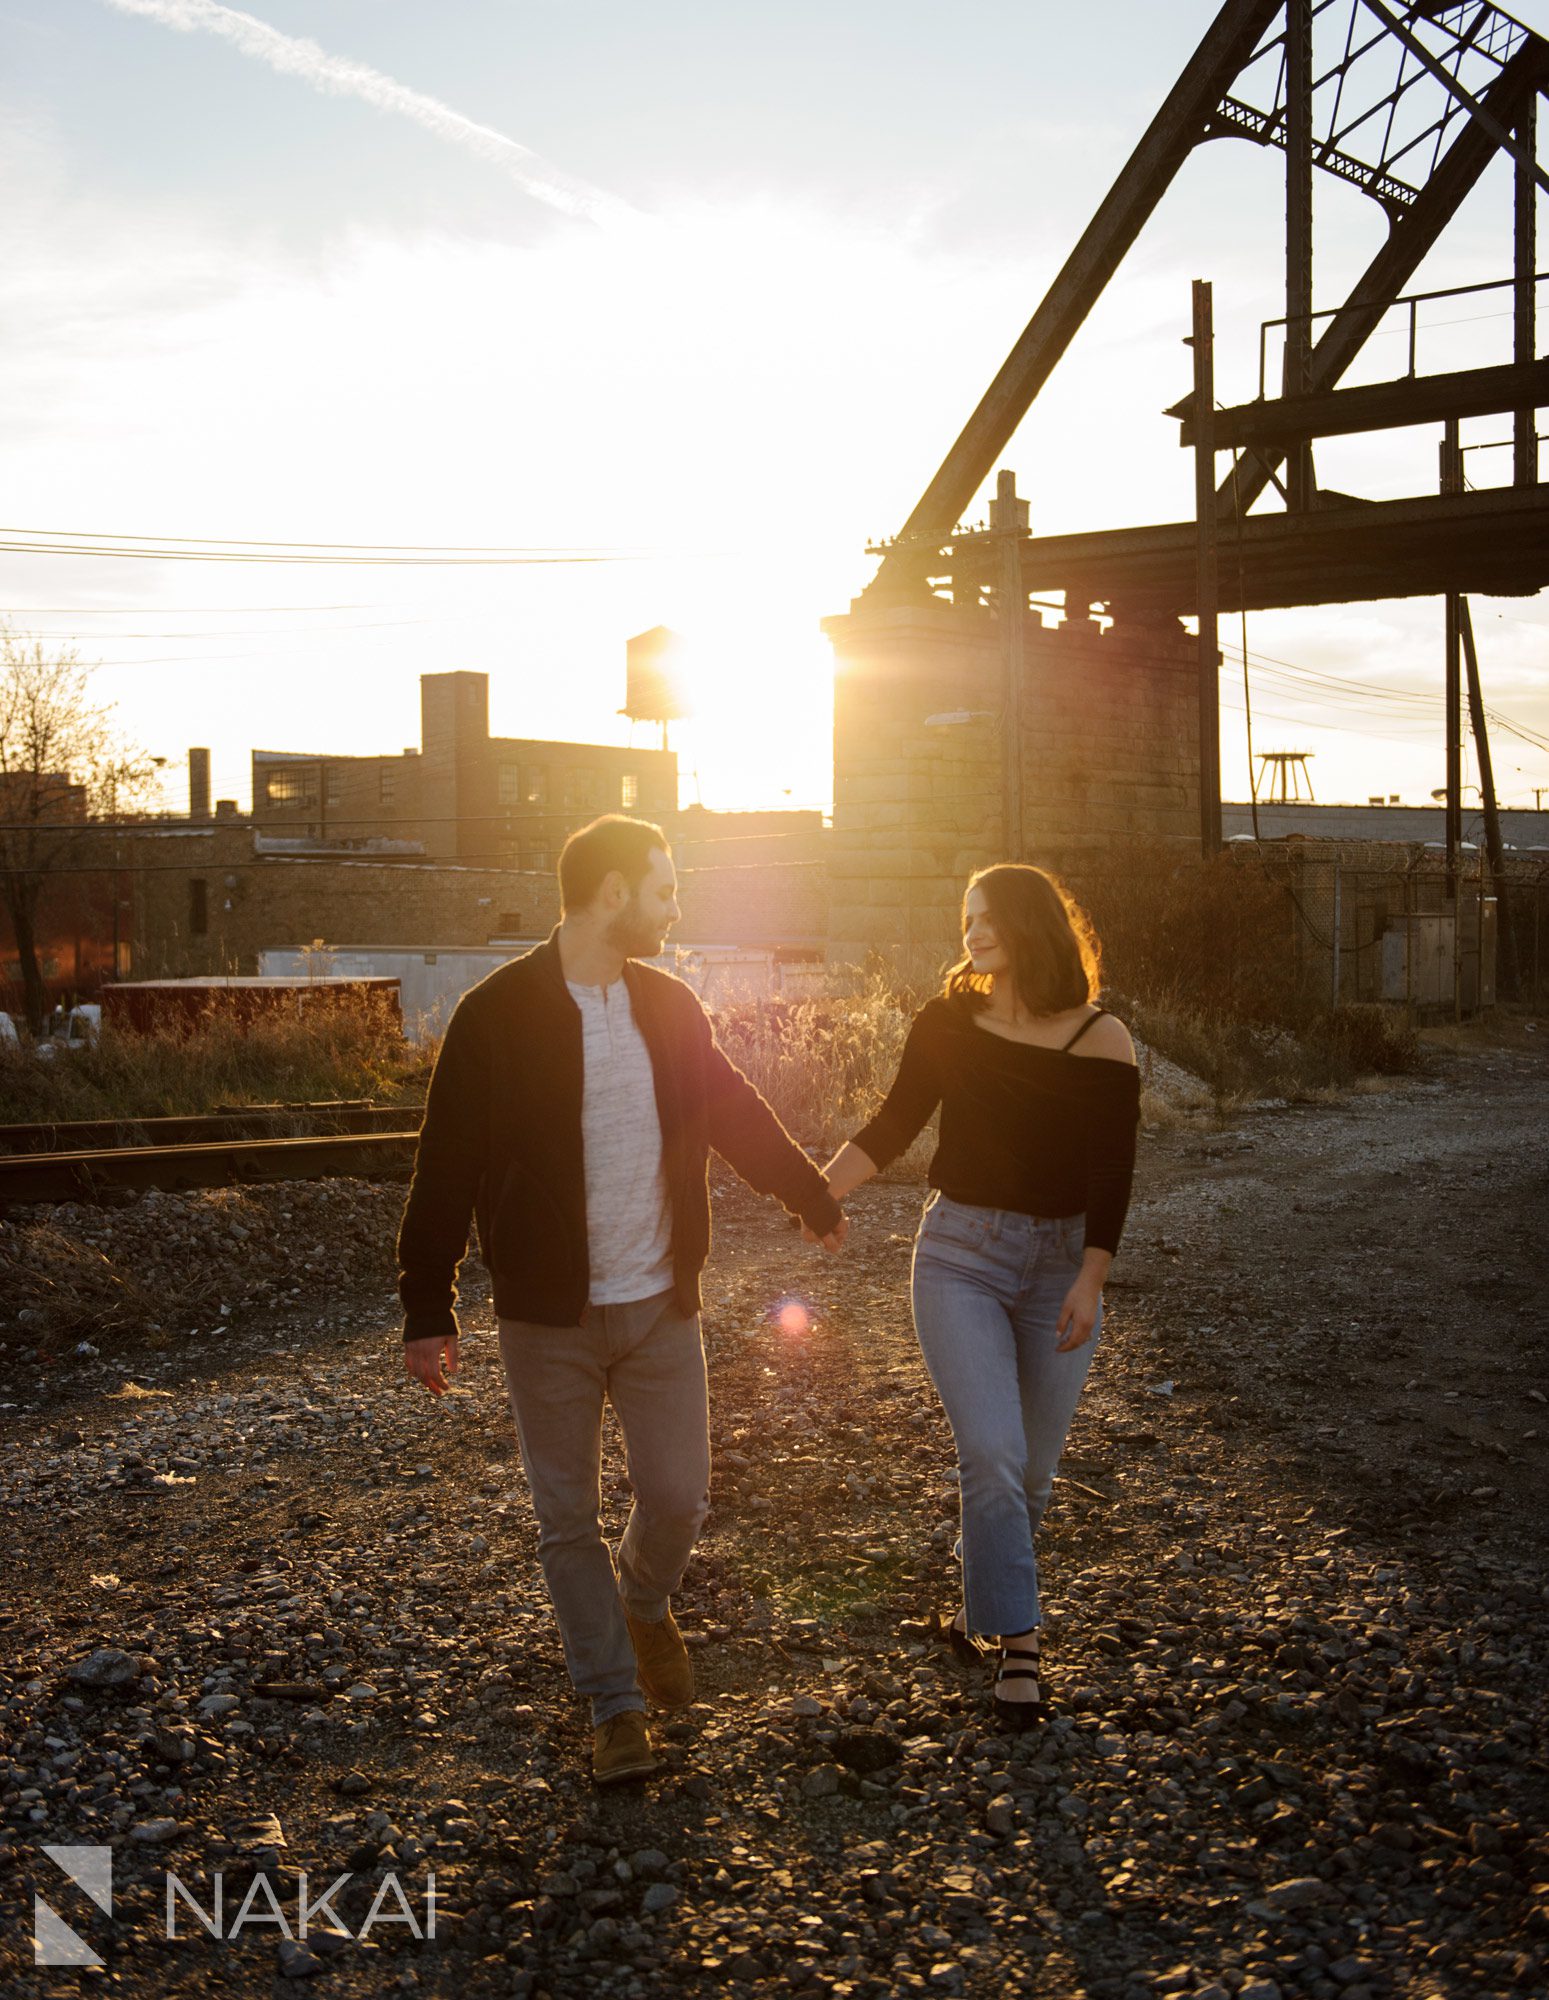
[814,864,1140,1724]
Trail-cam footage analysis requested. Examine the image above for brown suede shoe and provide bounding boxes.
[593,1710,657,1786]
[625,1607,696,1709]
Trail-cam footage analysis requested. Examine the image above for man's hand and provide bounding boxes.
[1055,1277,1102,1352]
[800,1214,849,1253]
[404,1334,459,1395]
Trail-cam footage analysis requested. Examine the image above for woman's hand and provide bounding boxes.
[1055,1274,1103,1352]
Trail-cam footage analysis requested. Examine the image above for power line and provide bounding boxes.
[0,543,636,567]
[1,621,426,641]
[0,603,388,614]
[0,525,644,554]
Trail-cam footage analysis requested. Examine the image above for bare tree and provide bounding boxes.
[0,626,154,1034]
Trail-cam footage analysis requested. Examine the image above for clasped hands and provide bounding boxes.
[801,1211,849,1253]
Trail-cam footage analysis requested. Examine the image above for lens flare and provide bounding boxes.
[770,1297,812,1339]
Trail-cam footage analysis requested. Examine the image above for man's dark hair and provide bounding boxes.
[558,814,670,913]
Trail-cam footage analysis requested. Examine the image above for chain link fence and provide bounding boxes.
[1065,839,1549,1022]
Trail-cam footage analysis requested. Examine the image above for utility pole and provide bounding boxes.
[1190,279,1222,855]
[1459,599,1515,994]
[1515,95,1537,489]
[989,468,1028,861]
[1441,421,1462,898]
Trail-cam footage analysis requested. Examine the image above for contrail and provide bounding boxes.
[103,0,632,225]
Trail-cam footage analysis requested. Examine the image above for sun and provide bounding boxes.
[647,577,839,815]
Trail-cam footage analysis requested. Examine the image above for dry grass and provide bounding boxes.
[1126,996,1420,1111]
[0,993,426,1125]
[710,972,935,1171]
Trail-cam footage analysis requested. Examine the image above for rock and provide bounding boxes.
[801,1764,840,1798]
[1261,1876,1334,1912]
[832,1727,901,1773]
[66,1648,140,1688]
[198,1693,241,1716]
[1237,1983,1283,2000]
[640,1883,679,1915]
[337,1772,371,1796]
[985,1794,1017,1836]
[277,1939,323,1978]
[130,1818,182,1845]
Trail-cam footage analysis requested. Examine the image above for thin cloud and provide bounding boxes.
[102,0,632,226]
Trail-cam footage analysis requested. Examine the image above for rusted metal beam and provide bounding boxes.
[944,483,1549,613]
[1216,41,1548,518]
[877,0,1282,569]
[1359,0,1549,198]
[1516,96,1539,488]
[1285,0,1316,510]
[1191,280,1223,856]
[1180,356,1549,448]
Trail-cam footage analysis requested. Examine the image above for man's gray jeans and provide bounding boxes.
[497,1289,711,1725]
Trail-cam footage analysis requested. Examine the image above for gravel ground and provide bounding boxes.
[0,1018,1545,1999]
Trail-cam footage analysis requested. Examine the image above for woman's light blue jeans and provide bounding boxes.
[910,1191,1101,1638]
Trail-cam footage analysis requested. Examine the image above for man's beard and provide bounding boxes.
[604,896,663,960]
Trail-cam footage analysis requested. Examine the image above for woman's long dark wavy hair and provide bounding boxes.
[943,864,1102,1016]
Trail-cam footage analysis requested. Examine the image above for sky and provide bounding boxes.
[1,0,1546,818]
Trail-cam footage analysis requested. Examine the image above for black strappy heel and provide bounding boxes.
[992,1639,1047,1728]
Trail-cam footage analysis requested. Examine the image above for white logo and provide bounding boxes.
[30,1843,436,1960]
[34,1844,113,1967]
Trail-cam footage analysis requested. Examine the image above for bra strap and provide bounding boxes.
[1060,1006,1107,1053]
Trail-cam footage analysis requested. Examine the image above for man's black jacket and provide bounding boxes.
[397,932,842,1340]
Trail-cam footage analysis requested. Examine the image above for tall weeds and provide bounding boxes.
[0,993,425,1125]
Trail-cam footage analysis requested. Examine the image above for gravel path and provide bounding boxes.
[1,1022,1545,1998]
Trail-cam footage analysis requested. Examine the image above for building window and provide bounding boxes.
[324,767,342,810]
[522,764,548,805]
[496,910,521,934]
[189,879,208,936]
[264,769,316,808]
[566,767,610,812]
[521,845,552,873]
[498,763,522,807]
[379,767,396,806]
[621,773,639,810]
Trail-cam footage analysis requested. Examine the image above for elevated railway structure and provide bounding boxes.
[841,0,1547,906]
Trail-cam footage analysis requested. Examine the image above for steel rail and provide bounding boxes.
[0,1132,421,1205]
[0,1104,422,1156]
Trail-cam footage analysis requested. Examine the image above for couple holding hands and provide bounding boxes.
[398,814,1139,1784]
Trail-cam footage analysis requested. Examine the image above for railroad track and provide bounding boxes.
[0,1104,425,1205]
[0,1102,419,1154]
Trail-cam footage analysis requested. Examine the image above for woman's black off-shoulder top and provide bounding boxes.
[850,996,1142,1254]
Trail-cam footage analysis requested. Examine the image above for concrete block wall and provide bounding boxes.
[824,596,1201,979]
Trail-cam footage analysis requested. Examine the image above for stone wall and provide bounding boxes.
[823,596,1200,977]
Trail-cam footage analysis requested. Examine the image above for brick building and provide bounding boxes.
[251,671,677,870]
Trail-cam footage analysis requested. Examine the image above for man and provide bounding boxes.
[399,814,847,1784]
